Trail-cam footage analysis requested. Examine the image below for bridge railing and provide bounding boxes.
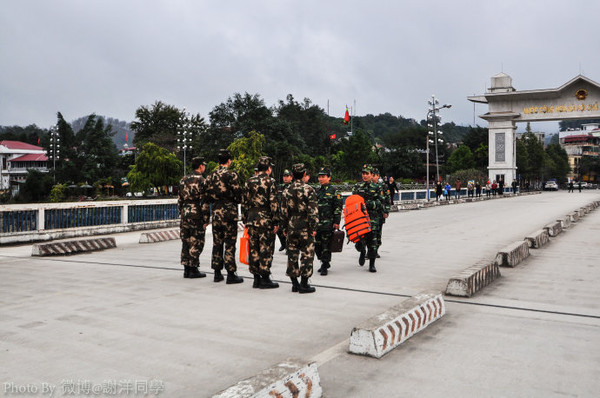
[0,199,179,244]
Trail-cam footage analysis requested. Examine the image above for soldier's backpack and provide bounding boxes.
[343,194,372,243]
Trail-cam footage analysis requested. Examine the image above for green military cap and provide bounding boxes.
[318,167,331,176]
[292,163,306,174]
[372,168,380,175]
[362,164,373,173]
[282,169,291,176]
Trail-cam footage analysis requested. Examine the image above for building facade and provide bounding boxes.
[0,140,48,194]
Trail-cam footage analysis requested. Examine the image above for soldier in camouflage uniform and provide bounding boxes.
[371,168,390,257]
[204,149,244,284]
[178,156,210,279]
[281,163,318,293]
[352,164,388,272]
[276,169,292,252]
[242,156,280,289]
[315,167,342,276]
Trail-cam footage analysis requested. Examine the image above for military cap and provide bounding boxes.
[318,167,331,176]
[282,169,291,176]
[372,168,380,175]
[257,156,272,168]
[362,164,373,173]
[292,163,306,174]
[192,156,206,166]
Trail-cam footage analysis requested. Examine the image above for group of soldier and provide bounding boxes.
[178,149,391,294]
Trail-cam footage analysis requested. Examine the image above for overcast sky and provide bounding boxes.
[2,0,599,134]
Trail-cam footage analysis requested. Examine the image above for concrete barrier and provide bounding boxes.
[495,241,530,267]
[348,291,445,358]
[557,217,571,230]
[139,229,180,243]
[212,359,321,398]
[445,259,501,297]
[32,237,116,256]
[543,221,562,237]
[576,208,585,218]
[525,229,550,248]
[569,211,580,223]
[400,203,420,211]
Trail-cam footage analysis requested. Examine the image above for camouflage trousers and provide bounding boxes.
[211,220,238,272]
[355,218,381,260]
[180,218,206,268]
[315,229,333,263]
[286,229,315,278]
[247,225,275,276]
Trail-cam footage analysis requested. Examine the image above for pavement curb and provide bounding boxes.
[524,229,550,248]
[32,237,116,256]
[445,259,501,297]
[557,216,571,230]
[495,240,530,267]
[139,229,180,243]
[543,221,563,237]
[348,291,445,358]
[212,359,321,398]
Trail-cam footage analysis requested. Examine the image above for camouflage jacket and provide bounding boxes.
[316,183,342,231]
[374,181,391,216]
[178,173,210,224]
[281,180,318,232]
[352,181,387,220]
[205,165,243,222]
[242,172,279,229]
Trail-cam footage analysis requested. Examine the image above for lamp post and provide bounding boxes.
[427,96,451,184]
[177,109,193,175]
[49,125,60,183]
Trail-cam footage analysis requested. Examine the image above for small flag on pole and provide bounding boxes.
[343,106,350,125]
[125,132,128,142]
[37,137,40,144]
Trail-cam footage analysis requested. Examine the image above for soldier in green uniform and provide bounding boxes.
[242,156,279,289]
[205,149,244,284]
[178,156,210,279]
[276,169,292,252]
[352,164,388,272]
[315,167,342,276]
[371,168,390,257]
[280,163,318,293]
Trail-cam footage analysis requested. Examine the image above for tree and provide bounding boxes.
[18,169,53,202]
[75,115,119,184]
[127,143,182,193]
[227,130,265,182]
[331,129,378,180]
[446,145,475,173]
[131,101,206,154]
[545,143,570,182]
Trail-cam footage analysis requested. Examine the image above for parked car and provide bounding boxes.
[544,181,559,191]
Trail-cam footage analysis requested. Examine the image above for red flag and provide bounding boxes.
[37,137,40,144]
[329,133,336,140]
[125,132,128,142]
[343,106,350,125]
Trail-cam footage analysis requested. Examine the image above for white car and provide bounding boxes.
[544,181,558,191]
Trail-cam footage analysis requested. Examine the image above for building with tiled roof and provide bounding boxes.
[0,140,48,193]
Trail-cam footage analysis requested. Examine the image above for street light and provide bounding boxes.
[427,96,451,187]
[49,125,60,183]
[177,109,193,175]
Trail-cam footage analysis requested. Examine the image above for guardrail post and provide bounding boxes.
[38,208,45,231]
[122,204,128,225]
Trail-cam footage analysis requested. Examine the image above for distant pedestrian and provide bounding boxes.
[387,176,397,205]
[444,182,451,201]
[486,180,492,198]
[578,180,582,192]
[568,180,574,193]
[467,180,474,198]
[475,181,482,197]
[511,179,518,195]
[498,179,504,195]
[455,178,462,199]
[435,181,443,201]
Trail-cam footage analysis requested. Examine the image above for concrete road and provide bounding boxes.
[1,191,599,397]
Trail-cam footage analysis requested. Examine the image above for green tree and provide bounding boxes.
[131,101,206,154]
[227,130,265,182]
[545,143,570,182]
[127,142,182,193]
[446,145,475,173]
[75,115,119,184]
[18,169,53,202]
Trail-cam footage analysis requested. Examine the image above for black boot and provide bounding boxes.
[290,277,300,293]
[214,269,224,282]
[320,262,329,276]
[226,270,244,284]
[253,274,260,288]
[279,245,286,252]
[298,276,316,294]
[259,274,279,289]
[369,258,377,273]
[187,266,206,279]
[359,250,366,266]
[183,266,190,278]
